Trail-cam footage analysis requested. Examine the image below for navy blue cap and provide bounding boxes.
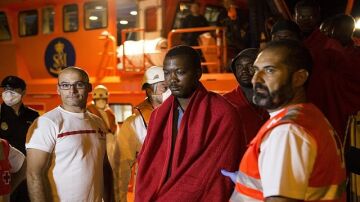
[1,76,26,90]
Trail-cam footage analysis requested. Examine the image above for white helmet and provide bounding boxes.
[93,85,109,99]
[142,66,165,89]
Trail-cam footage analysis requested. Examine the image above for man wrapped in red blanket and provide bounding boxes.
[135,45,243,202]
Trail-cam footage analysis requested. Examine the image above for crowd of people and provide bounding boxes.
[0,0,358,201]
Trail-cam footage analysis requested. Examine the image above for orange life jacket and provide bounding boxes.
[0,139,11,195]
[87,104,117,134]
[133,98,153,129]
[231,103,346,202]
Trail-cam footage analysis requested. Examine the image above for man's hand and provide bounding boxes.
[220,169,238,184]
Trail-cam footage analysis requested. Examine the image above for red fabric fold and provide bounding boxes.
[135,84,243,202]
[223,86,269,153]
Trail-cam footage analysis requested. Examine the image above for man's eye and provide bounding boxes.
[265,68,274,73]
[61,84,70,88]
[76,82,86,88]
[176,70,185,75]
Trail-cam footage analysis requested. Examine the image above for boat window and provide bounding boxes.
[19,10,38,37]
[0,12,11,41]
[84,1,108,30]
[63,4,78,32]
[109,103,133,123]
[42,7,54,34]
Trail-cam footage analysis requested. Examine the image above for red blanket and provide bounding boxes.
[304,30,360,142]
[223,86,269,154]
[135,84,243,202]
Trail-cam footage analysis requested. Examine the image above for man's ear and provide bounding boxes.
[88,83,92,92]
[57,85,60,95]
[292,69,309,87]
[145,87,153,96]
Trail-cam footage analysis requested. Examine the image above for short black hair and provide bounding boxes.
[1,76,26,90]
[230,48,258,73]
[271,19,302,38]
[164,45,201,70]
[332,14,355,29]
[263,40,313,76]
[295,0,320,12]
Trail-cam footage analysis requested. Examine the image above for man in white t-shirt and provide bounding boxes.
[227,40,346,201]
[26,67,113,202]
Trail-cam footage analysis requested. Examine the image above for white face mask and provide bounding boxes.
[95,99,107,110]
[162,89,172,102]
[2,90,22,106]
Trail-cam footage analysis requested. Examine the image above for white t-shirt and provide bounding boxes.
[258,109,317,200]
[130,114,147,144]
[8,145,24,173]
[26,106,107,202]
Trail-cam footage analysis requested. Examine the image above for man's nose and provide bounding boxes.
[251,71,263,86]
[69,85,79,92]
[169,72,178,82]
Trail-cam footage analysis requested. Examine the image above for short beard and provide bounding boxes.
[252,82,294,110]
[239,80,253,89]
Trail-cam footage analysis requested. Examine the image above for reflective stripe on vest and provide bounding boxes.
[234,171,263,200]
[230,189,262,202]
[235,170,346,201]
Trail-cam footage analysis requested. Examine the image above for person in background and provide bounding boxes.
[294,0,321,38]
[331,14,356,47]
[114,66,169,202]
[0,76,39,202]
[271,19,302,41]
[0,139,26,202]
[180,2,209,72]
[26,67,113,202]
[87,84,118,200]
[222,48,268,155]
[87,85,117,135]
[218,4,249,69]
[229,40,346,201]
[180,2,209,46]
[303,12,360,143]
[135,46,242,201]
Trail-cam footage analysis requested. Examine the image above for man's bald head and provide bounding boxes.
[58,67,90,83]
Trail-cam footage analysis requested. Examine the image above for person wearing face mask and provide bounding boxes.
[87,85,118,199]
[0,75,39,202]
[113,66,169,202]
[87,85,117,134]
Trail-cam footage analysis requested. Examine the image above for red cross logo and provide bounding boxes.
[2,171,10,184]
[97,128,106,139]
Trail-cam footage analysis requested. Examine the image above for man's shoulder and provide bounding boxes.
[23,106,40,117]
[86,111,104,122]
[37,107,64,123]
[208,91,236,111]
[134,99,153,113]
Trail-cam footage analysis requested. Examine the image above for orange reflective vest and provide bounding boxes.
[0,139,11,195]
[231,103,346,202]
